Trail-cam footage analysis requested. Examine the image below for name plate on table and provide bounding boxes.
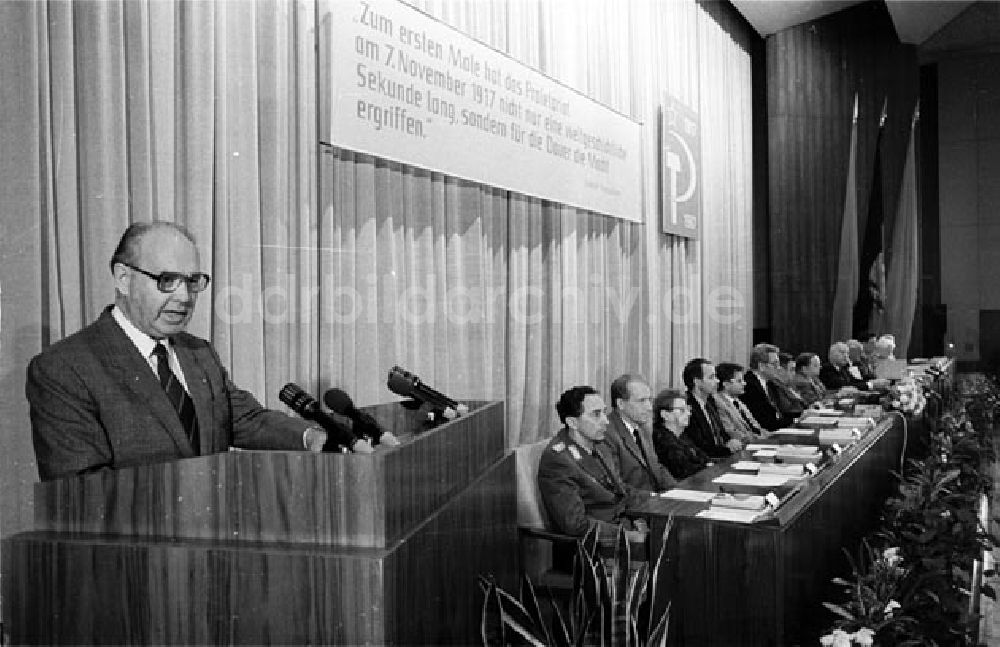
[759,463,806,477]
[812,408,844,417]
[658,489,716,503]
[854,405,884,419]
[797,417,840,429]
[710,493,768,510]
[753,449,777,462]
[774,446,823,464]
[746,443,777,451]
[836,417,875,429]
[774,428,814,436]
[713,473,789,488]
[696,507,770,523]
[818,428,860,445]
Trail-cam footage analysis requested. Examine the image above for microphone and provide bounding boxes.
[386,366,468,418]
[278,383,362,452]
[324,388,400,446]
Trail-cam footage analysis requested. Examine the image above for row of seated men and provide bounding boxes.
[536,340,890,545]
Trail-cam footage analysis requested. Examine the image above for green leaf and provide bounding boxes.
[520,576,552,647]
[480,577,505,647]
[822,602,855,621]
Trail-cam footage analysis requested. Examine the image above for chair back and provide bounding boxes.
[514,439,552,530]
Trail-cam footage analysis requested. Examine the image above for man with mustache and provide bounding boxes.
[26,222,332,481]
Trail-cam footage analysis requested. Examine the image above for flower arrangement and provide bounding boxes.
[820,541,918,645]
[819,627,874,646]
[884,378,926,415]
[821,381,999,646]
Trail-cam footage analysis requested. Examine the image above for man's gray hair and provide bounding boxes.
[748,343,778,369]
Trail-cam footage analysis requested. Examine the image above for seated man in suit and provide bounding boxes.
[847,339,876,381]
[768,351,806,421]
[740,343,789,431]
[790,352,827,407]
[25,222,342,482]
[537,386,648,544]
[713,362,768,442]
[681,358,741,458]
[652,388,711,479]
[604,374,677,493]
[819,341,871,391]
[873,334,897,360]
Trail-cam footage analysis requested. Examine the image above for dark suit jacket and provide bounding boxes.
[652,423,710,480]
[855,356,877,381]
[681,393,731,458]
[740,371,786,431]
[26,307,309,481]
[768,379,805,419]
[819,363,868,391]
[603,411,676,492]
[537,427,642,541]
[791,373,826,406]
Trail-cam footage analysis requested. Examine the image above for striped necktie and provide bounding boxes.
[629,425,648,466]
[152,343,200,454]
[704,397,727,445]
[733,397,760,433]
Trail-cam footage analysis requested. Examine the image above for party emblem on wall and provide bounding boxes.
[660,93,702,239]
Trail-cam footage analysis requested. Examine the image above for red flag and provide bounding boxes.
[830,95,859,344]
[885,105,920,357]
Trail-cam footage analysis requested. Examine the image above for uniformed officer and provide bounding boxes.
[537,385,648,545]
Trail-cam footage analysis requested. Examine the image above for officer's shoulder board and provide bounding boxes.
[551,442,566,453]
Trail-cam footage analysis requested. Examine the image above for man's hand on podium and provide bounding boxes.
[303,426,327,452]
[352,439,375,454]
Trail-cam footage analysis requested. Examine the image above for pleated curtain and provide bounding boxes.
[1,0,754,540]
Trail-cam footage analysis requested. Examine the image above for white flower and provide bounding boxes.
[884,599,901,617]
[820,629,853,647]
[853,627,875,646]
[882,546,902,567]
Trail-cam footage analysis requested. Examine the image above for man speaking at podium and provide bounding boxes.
[25,222,328,481]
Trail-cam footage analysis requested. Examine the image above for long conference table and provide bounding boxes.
[633,414,904,646]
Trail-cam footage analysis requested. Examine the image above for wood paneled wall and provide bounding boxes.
[765,0,919,354]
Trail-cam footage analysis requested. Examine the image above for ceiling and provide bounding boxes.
[729,0,974,45]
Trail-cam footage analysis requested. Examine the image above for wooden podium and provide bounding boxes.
[3,401,515,645]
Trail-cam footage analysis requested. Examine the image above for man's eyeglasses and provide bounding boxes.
[120,262,211,294]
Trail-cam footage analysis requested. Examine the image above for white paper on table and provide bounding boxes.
[776,444,822,454]
[696,507,767,523]
[731,461,762,471]
[812,409,844,416]
[837,417,875,428]
[758,463,805,476]
[746,443,776,451]
[773,428,810,435]
[710,493,767,510]
[712,473,789,487]
[658,489,716,503]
